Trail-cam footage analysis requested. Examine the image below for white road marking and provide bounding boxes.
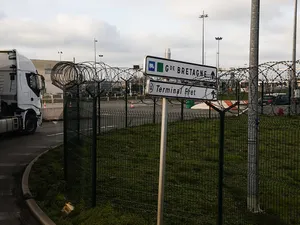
[47,132,63,137]
[46,125,116,137]
[0,163,18,167]
[0,163,27,167]
[8,153,33,156]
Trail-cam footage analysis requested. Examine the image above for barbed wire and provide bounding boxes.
[51,60,300,114]
[216,60,300,114]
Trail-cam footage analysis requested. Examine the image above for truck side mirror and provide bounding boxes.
[26,72,37,89]
[26,73,44,96]
[37,75,45,90]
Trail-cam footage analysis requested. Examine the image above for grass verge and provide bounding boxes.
[29,115,300,225]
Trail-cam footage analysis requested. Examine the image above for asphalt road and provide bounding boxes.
[0,121,63,225]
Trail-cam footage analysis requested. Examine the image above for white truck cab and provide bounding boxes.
[0,49,45,134]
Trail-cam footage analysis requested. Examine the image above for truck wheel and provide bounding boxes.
[24,114,37,134]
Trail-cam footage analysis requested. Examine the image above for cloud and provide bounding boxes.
[0,11,6,20]
[0,13,203,66]
[0,14,133,52]
[167,0,288,23]
[0,0,298,70]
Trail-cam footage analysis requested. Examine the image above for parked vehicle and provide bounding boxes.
[0,49,45,135]
[258,95,276,106]
[273,94,290,105]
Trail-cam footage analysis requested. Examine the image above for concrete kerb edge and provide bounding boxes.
[22,144,63,225]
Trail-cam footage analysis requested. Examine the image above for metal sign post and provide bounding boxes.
[157,49,170,225]
[143,50,217,225]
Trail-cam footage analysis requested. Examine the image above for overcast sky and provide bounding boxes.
[0,0,297,68]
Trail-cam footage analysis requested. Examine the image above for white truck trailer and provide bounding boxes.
[0,49,45,135]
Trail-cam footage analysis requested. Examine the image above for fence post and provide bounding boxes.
[181,99,184,121]
[77,84,80,142]
[125,80,128,128]
[91,96,97,207]
[288,83,292,116]
[85,85,100,208]
[153,97,156,124]
[236,81,240,116]
[296,97,298,114]
[218,111,225,225]
[205,101,238,225]
[63,91,68,182]
[260,81,264,115]
[98,82,101,134]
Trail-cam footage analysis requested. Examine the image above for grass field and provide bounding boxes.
[29,115,300,225]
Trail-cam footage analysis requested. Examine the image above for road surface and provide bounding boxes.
[0,122,63,225]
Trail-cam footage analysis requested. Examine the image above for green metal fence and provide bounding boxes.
[52,60,300,225]
[62,92,300,224]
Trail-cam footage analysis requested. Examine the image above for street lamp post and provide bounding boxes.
[215,37,223,71]
[98,54,104,80]
[292,0,298,113]
[94,38,98,70]
[97,54,103,135]
[58,51,63,61]
[199,11,208,64]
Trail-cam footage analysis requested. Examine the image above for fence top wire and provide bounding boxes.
[51,61,144,90]
[51,60,300,114]
[216,60,300,113]
[52,60,300,87]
